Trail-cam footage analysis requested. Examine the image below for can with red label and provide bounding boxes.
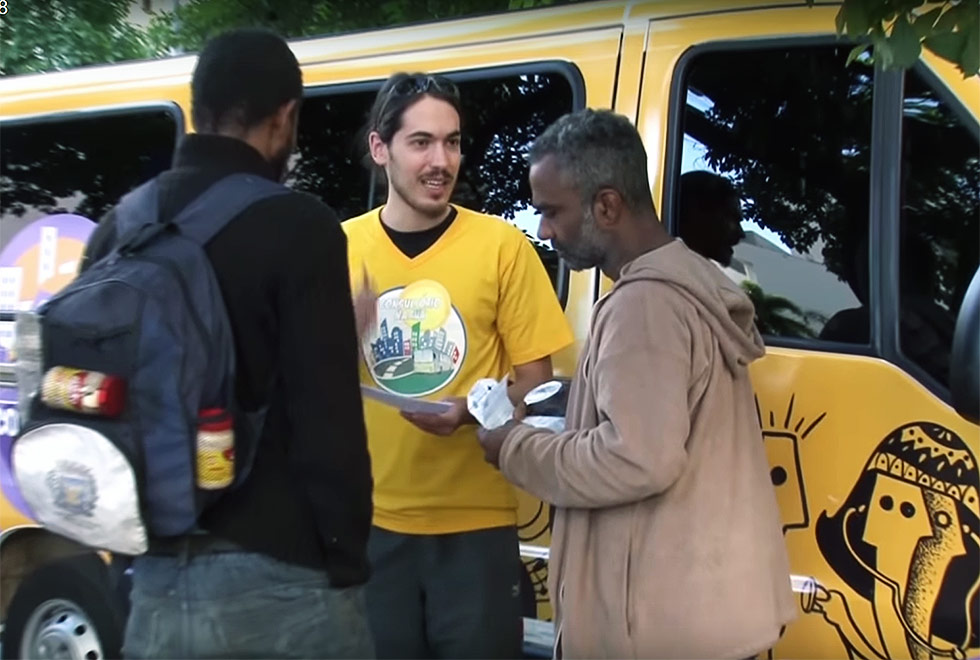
[40,366,126,417]
[197,408,235,490]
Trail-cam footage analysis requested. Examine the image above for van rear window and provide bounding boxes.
[0,106,180,359]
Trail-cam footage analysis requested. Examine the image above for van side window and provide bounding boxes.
[899,71,979,387]
[291,69,576,297]
[455,72,574,293]
[0,106,180,360]
[1,107,180,233]
[291,87,378,223]
[673,46,873,342]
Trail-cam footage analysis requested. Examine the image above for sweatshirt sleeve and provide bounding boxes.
[499,282,694,508]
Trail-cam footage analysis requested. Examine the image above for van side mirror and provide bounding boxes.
[950,267,980,424]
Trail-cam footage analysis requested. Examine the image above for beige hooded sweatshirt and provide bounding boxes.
[500,240,796,659]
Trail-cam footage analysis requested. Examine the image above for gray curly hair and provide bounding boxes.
[528,109,655,214]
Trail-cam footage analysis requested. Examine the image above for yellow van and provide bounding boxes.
[1,2,977,658]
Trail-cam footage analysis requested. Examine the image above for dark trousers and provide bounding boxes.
[365,525,523,659]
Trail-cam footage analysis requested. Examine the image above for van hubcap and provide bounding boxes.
[21,598,103,660]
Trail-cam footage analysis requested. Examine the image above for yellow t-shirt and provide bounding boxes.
[343,205,573,534]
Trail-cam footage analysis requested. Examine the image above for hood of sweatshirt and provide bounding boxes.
[613,239,765,373]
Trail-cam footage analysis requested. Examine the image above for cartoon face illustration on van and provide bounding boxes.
[808,422,979,660]
[758,395,826,534]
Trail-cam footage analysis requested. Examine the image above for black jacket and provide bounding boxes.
[82,135,372,587]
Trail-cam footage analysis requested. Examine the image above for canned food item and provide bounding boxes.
[523,378,571,418]
[40,366,126,417]
[197,408,234,490]
[522,378,571,432]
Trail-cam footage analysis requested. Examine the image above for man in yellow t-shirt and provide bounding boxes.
[344,72,573,659]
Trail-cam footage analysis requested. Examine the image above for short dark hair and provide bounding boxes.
[528,109,654,213]
[678,171,736,218]
[366,72,462,145]
[191,29,303,134]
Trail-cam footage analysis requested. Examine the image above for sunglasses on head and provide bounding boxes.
[385,74,460,101]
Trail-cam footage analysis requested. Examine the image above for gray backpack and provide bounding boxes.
[13,173,289,554]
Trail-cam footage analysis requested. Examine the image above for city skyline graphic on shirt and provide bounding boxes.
[364,280,467,397]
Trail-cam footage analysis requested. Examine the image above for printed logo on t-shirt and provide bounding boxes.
[364,279,467,396]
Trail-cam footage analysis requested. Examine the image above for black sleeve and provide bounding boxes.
[277,207,373,575]
[79,211,118,274]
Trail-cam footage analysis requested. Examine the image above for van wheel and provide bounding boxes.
[2,555,126,660]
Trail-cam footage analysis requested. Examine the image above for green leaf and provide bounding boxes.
[888,12,922,68]
[958,1,980,36]
[870,0,900,26]
[842,0,873,36]
[934,1,974,33]
[913,6,944,39]
[835,6,847,34]
[933,10,956,33]
[923,30,968,64]
[872,28,895,68]
[960,22,980,76]
[846,43,870,66]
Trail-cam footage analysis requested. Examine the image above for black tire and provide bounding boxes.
[2,554,127,660]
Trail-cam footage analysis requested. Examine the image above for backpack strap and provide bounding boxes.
[171,174,290,246]
[113,173,290,255]
[113,179,164,254]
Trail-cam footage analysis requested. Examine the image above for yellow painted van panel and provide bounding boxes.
[0,498,34,531]
[751,349,979,660]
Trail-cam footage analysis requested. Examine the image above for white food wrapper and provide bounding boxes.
[469,377,569,432]
[467,377,514,430]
